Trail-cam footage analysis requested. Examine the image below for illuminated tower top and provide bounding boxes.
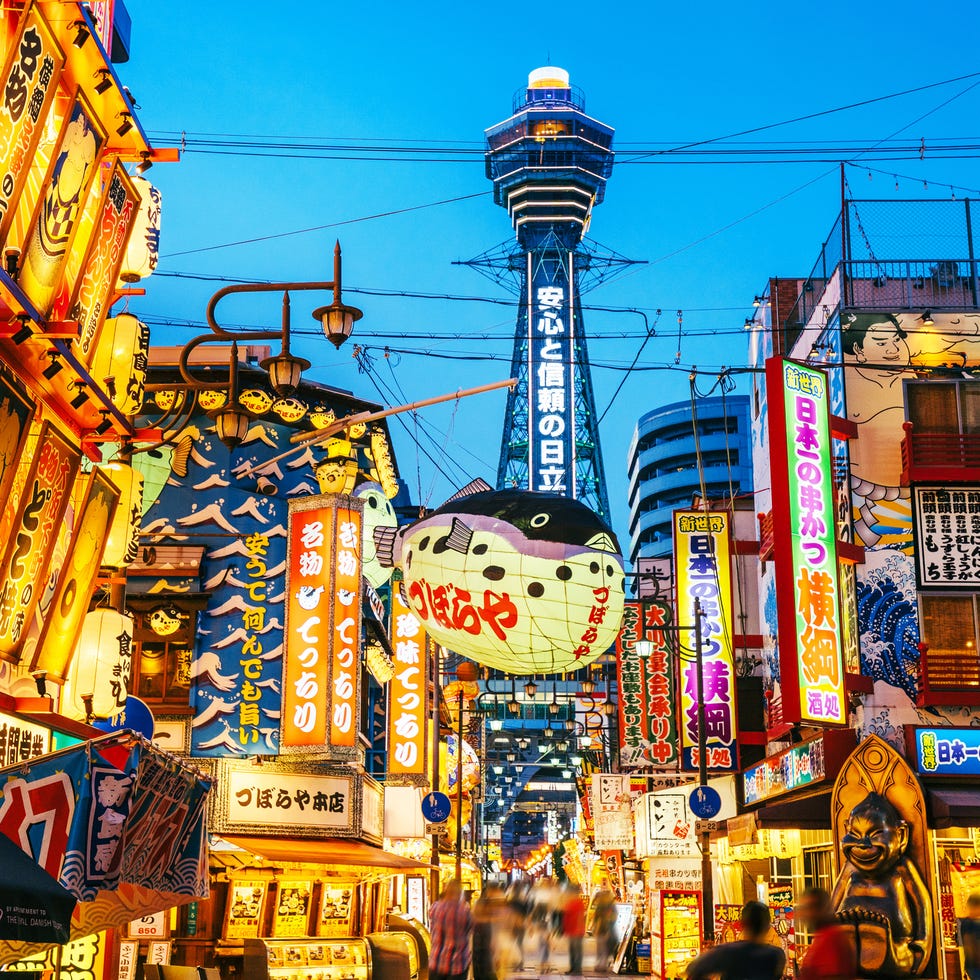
[485,67,615,250]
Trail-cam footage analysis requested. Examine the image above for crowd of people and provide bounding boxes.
[429,879,941,980]
[428,879,619,980]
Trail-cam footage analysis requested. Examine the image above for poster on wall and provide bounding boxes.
[317,883,354,937]
[271,880,313,938]
[224,879,268,940]
[673,510,738,772]
[615,599,679,769]
[592,773,633,851]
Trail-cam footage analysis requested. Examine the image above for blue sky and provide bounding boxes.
[122,0,980,545]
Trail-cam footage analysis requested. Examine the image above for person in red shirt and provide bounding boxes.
[798,887,856,980]
[562,884,587,975]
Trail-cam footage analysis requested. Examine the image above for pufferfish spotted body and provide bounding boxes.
[377,485,625,673]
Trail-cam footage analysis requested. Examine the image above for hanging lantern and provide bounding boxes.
[315,438,358,494]
[88,313,150,415]
[439,735,480,794]
[100,461,144,568]
[118,175,161,283]
[64,609,134,720]
[383,488,625,673]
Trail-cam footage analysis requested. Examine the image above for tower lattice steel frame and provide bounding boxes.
[465,67,637,521]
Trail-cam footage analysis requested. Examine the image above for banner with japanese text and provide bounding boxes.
[0,3,64,246]
[591,773,633,851]
[766,358,846,729]
[673,510,738,772]
[0,739,211,963]
[283,495,363,752]
[615,599,678,769]
[0,422,79,662]
[387,581,428,780]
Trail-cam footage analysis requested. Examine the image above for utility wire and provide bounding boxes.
[162,191,489,258]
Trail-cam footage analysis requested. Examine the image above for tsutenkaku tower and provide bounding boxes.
[478,66,617,520]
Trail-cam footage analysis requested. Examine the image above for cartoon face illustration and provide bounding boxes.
[387,489,625,672]
[355,481,397,589]
[148,605,183,637]
[272,397,307,423]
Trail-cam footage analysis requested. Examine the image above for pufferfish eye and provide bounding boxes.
[530,513,550,528]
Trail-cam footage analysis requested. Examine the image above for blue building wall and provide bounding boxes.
[627,396,753,564]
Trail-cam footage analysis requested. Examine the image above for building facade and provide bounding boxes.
[627,395,752,564]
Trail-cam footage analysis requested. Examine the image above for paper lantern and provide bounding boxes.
[388,489,625,673]
[88,313,150,415]
[64,609,134,720]
[100,461,144,568]
[440,735,480,794]
[355,481,398,589]
[118,175,161,283]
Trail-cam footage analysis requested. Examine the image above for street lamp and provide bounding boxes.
[159,242,363,451]
[524,679,538,699]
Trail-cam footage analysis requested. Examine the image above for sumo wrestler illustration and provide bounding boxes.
[831,791,933,977]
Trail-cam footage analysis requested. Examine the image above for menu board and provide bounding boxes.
[318,882,355,937]
[659,891,701,980]
[225,879,268,940]
[272,881,314,938]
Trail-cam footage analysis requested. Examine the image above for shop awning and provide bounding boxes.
[223,835,435,872]
[750,789,832,829]
[926,787,980,828]
[0,733,212,965]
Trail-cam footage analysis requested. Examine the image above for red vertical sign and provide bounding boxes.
[329,502,361,748]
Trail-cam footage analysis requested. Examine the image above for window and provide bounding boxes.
[907,381,980,435]
[129,605,197,707]
[919,594,980,691]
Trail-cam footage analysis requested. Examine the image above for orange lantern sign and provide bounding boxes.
[0,422,79,661]
[71,160,139,364]
[387,581,428,780]
[0,3,65,244]
[31,468,120,678]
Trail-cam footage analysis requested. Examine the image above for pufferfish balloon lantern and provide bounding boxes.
[376,481,625,672]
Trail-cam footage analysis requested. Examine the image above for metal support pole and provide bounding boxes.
[430,641,441,901]
[694,597,714,945]
[455,689,464,883]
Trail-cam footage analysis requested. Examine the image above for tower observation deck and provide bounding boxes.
[467,67,632,521]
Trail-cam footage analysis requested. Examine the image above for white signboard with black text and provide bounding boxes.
[913,486,980,587]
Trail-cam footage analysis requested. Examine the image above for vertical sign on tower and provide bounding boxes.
[766,358,846,729]
[526,252,575,495]
[673,510,738,772]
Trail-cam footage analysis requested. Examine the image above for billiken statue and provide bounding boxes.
[831,793,933,977]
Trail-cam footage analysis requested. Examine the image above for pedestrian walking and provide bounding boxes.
[797,887,855,980]
[960,892,980,980]
[592,886,618,973]
[687,901,786,980]
[429,880,474,980]
[562,883,587,976]
[472,890,497,980]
